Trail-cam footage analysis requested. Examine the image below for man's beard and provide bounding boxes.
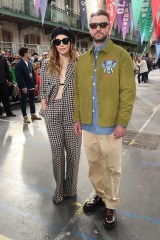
[92,33,107,43]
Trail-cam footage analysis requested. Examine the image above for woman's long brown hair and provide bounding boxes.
[48,40,77,76]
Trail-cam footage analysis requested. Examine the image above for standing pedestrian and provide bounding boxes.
[39,27,81,204]
[74,9,136,229]
[15,47,41,123]
[137,56,148,85]
[155,55,160,70]
[0,53,16,118]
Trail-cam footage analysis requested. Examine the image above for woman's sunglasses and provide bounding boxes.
[89,22,109,29]
[53,38,70,46]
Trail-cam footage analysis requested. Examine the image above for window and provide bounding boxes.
[24,34,40,54]
[2,30,12,42]
[24,34,40,45]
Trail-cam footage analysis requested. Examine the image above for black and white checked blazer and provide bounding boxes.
[39,59,76,124]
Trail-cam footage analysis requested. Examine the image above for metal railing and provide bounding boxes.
[0,41,49,55]
[0,41,88,56]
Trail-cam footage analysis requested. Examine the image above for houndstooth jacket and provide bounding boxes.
[39,59,76,124]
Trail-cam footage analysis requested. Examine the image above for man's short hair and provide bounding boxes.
[33,52,38,56]
[90,9,110,22]
[19,47,29,57]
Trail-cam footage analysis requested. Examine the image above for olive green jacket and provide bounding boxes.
[74,39,136,127]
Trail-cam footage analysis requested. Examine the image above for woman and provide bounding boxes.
[137,56,148,85]
[33,61,41,96]
[39,27,81,204]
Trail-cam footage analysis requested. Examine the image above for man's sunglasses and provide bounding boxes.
[53,38,70,46]
[89,22,109,29]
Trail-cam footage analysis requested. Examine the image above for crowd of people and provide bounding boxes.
[0,49,48,119]
[0,8,160,232]
[130,52,160,86]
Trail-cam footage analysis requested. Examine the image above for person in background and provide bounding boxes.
[145,53,152,80]
[39,52,48,66]
[15,47,41,123]
[6,49,14,63]
[40,27,81,204]
[11,55,20,64]
[33,61,41,96]
[0,53,16,118]
[0,104,4,118]
[130,53,139,75]
[1,50,5,56]
[33,52,39,63]
[10,62,17,85]
[137,56,148,85]
[30,52,39,64]
[74,9,136,230]
[154,55,160,70]
[9,62,20,101]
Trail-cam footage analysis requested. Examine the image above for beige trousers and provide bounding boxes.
[83,130,122,209]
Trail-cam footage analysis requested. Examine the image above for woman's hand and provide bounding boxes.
[41,99,47,110]
[74,122,82,136]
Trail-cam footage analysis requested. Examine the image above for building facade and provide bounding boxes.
[0,0,155,56]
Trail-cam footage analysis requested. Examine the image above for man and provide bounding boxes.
[39,52,48,67]
[145,53,152,81]
[11,55,20,64]
[74,9,136,230]
[15,47,41,123]
[155,55,160,70]
[0,53,16,118]
[30,52,39,64]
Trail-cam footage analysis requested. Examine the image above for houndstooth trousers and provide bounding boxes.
[42,99,81,203]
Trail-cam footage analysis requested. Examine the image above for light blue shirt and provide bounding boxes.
[82,40,115,135]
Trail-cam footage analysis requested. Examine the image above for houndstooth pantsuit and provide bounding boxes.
[40,59,81,203]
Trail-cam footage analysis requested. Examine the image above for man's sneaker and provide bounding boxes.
[31,114,42,120]
[24,116,31,124]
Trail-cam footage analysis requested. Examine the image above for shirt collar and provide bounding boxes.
[89,39,113,55]
[93,39,108,53]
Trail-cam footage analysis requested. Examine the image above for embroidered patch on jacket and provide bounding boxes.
[102,60,117,75]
